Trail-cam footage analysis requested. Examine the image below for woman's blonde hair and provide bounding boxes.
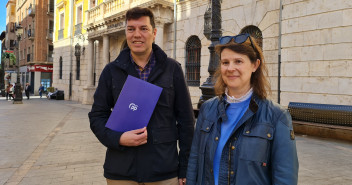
[214,36,271,99]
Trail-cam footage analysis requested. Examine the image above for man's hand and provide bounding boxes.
[119,127,148,146]
[179,178,186,185]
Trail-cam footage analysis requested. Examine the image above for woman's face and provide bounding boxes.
[220,48,259,96]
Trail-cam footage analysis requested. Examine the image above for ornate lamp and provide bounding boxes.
[13,24,23,104]
[198,0,222,109]
[75,43,81,57]
[203,6,212,40]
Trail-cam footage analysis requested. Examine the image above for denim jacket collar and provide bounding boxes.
[217,94,260,132]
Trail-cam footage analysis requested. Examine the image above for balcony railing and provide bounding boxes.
[86,0,174,27]
[74,23,82,36]
[58,29,64,40]
[47,30,53,40]
[48,54,53,62]
[28,4,35,17]
[28,29,35,40]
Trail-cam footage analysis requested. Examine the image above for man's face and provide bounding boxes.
[125,16,156,57]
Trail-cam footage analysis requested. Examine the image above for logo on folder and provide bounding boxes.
[129,103,138,111]
[105,75,163,132]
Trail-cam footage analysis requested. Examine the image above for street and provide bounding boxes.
[0,98,351,185]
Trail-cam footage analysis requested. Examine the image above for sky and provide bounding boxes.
[0,0,7,63]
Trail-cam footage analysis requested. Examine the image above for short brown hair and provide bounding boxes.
[125,7,155,28]
[214,37,271,99]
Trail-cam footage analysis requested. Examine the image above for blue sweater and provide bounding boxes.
[213,96,251,185]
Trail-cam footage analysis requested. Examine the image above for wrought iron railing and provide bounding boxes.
[28,29,35,39]
[74,23,82,36]
[58,29,64,40]
[288,102,352,126]
[28,4,35,16]
[47,29,53,40]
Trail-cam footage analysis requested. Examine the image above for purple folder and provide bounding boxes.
[105,75,162,132]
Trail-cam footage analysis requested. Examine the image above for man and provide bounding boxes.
[38,84,44,98]
[88,7,195,185]
[25,83,31,99]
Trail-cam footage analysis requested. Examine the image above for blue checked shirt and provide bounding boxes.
[130,52,156,81]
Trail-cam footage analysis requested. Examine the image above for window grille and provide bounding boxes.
[59,57,63,79]
[240,25,263,49]
[185,36,201,86]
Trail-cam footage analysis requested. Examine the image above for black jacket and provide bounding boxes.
[88,44,195,182]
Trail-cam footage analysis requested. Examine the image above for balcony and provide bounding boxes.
[28,4,35,17]
[47,30,53,41]
[58,29,64,40]
[74,23,82,36]
[28,29,35,40]
[48,53,53,62]
[86,0,174,29]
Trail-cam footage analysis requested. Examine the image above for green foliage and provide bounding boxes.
[1,53,16,65]
[9,53,16,65]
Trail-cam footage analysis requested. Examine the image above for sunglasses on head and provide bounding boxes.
[219,33,255,50]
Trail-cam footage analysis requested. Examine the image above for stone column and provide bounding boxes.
[155,22,164,49]
[103,35,110,66]
[82,39,96,104]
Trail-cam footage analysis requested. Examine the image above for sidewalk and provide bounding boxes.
[0,98,351,185]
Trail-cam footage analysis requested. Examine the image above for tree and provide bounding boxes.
[1,52,16,66]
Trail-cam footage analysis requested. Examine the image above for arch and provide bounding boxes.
[240,25,263,49]
[185,35,201,86]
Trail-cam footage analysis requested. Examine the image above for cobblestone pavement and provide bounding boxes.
[0,98,351,185]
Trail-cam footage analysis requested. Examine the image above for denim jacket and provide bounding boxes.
[186,95,298,185]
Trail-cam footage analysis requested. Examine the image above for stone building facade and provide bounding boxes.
[52,0,352,107]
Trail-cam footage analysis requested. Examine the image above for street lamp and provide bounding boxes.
[198,0,222,108]
[14,24,23,104]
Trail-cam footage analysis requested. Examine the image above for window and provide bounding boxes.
[59,57,63,79]
[240,25,263,50]
[48,45,53,62]
[11,5,15,15]
[59,13,65,39]
[76,57,80,80]
[76,5,82,24]
[60,13,65,29]
[90,0,96,9]
[75,5,83,35]
[49,0,54,13]
[185,36,201,86]
[10,22,15,32]
[49,21,54,32]
[10,40,15,49]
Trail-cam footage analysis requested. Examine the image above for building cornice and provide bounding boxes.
[56,0,67,9]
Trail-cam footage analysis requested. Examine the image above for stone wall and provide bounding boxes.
[280,0,352,105]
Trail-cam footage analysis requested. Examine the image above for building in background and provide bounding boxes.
[3,0,17,88]
[52,0,89,102]
[52,0,352,107]
[10,0,54,95]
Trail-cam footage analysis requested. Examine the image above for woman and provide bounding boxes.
[186,33,298,185]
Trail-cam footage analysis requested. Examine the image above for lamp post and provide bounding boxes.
[198,0,222,108]
[14,25,23,104]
